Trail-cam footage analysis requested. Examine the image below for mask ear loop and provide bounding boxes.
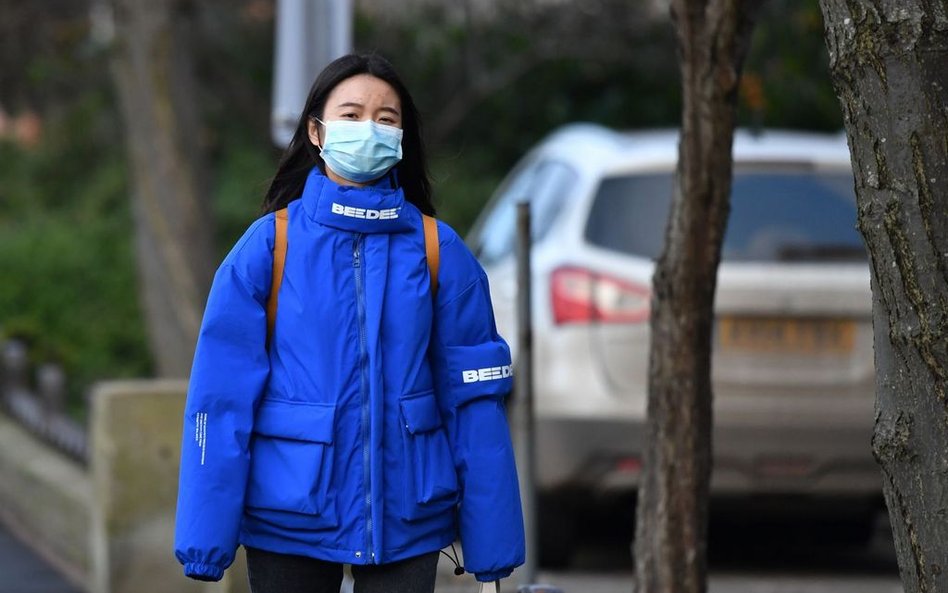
[309,115,325,151]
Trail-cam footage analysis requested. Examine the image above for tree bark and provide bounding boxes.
[633,1,762,592]
[818,2,948,591]
[109,0,216,377]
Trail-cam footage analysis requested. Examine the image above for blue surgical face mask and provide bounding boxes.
[316,118,404,183]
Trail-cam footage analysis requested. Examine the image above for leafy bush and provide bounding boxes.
[210,136,280,257]
[0,94,151,415]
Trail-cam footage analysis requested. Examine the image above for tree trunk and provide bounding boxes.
[818,2,948,591]
[109,0,216,377]
[633,1,762,592]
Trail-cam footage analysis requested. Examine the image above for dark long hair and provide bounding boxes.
[261,54,435,216]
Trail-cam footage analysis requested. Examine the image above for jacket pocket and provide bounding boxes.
[399,390,459,521]
[245,399,338,528]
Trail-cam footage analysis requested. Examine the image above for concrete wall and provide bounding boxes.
[0,380,250,593]
[89,380,249,593]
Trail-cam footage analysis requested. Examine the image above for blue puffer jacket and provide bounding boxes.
[174,168,524,583]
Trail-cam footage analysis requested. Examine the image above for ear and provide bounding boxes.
[307,118,322,148]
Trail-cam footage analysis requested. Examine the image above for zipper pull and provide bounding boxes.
[353,236,361,267]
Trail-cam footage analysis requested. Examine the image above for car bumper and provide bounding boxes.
[526,411,881,499]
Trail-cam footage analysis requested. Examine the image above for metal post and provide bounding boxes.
[271,0,353,147]
[2,339,29,404]
[514,201,537,584]
[328,0,353,65]
[37,362,66,415]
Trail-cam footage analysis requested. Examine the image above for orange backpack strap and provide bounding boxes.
[266,208,289,346]
[422,214,440,298]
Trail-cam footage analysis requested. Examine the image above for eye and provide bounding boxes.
[341,112,358,119]
[379,117,396,124]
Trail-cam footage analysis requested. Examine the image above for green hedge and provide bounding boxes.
[0,100,151,415]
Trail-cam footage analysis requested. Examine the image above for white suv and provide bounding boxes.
[467,125,881,563]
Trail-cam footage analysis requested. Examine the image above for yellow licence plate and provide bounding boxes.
[717,316,856,354]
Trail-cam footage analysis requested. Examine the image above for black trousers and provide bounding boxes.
[246,547,440,593]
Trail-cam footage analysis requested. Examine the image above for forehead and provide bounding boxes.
[325,74,400,110]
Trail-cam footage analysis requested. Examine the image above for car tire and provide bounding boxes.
[822,509,879,547]
[537,494,576,568]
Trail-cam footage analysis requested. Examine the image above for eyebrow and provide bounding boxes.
[334,101,401,117]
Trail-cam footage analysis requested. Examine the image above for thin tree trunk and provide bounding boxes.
[819,2,948,591]
[633,1,762,592]
[109,0,216,376]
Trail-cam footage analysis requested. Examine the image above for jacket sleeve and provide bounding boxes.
[430,229,525,583]
[174,218,273,581]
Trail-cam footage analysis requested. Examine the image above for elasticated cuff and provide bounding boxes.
[184,562,225,582]
[474,568,513,582]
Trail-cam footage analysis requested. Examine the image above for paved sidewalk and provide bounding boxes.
[433,570,904,593]
[0,520,904,593]
[0,522,80,593]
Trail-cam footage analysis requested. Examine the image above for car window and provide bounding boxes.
[475,160,578,264]
[584,168,866,262]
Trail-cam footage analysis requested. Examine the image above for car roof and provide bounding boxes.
[533,124,853,173]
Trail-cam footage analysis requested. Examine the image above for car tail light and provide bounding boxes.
[615,456,643,474]
[551,266,651,324]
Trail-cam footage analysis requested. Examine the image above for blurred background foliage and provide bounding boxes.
[0,0,839,414]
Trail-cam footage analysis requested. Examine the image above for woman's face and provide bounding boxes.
[307,74,402,147]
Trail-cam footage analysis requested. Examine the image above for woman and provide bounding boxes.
[174,53,525,593]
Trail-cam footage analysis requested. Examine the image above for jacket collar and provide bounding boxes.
[302,167,415,234]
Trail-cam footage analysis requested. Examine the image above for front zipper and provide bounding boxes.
[353,233,374,562]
